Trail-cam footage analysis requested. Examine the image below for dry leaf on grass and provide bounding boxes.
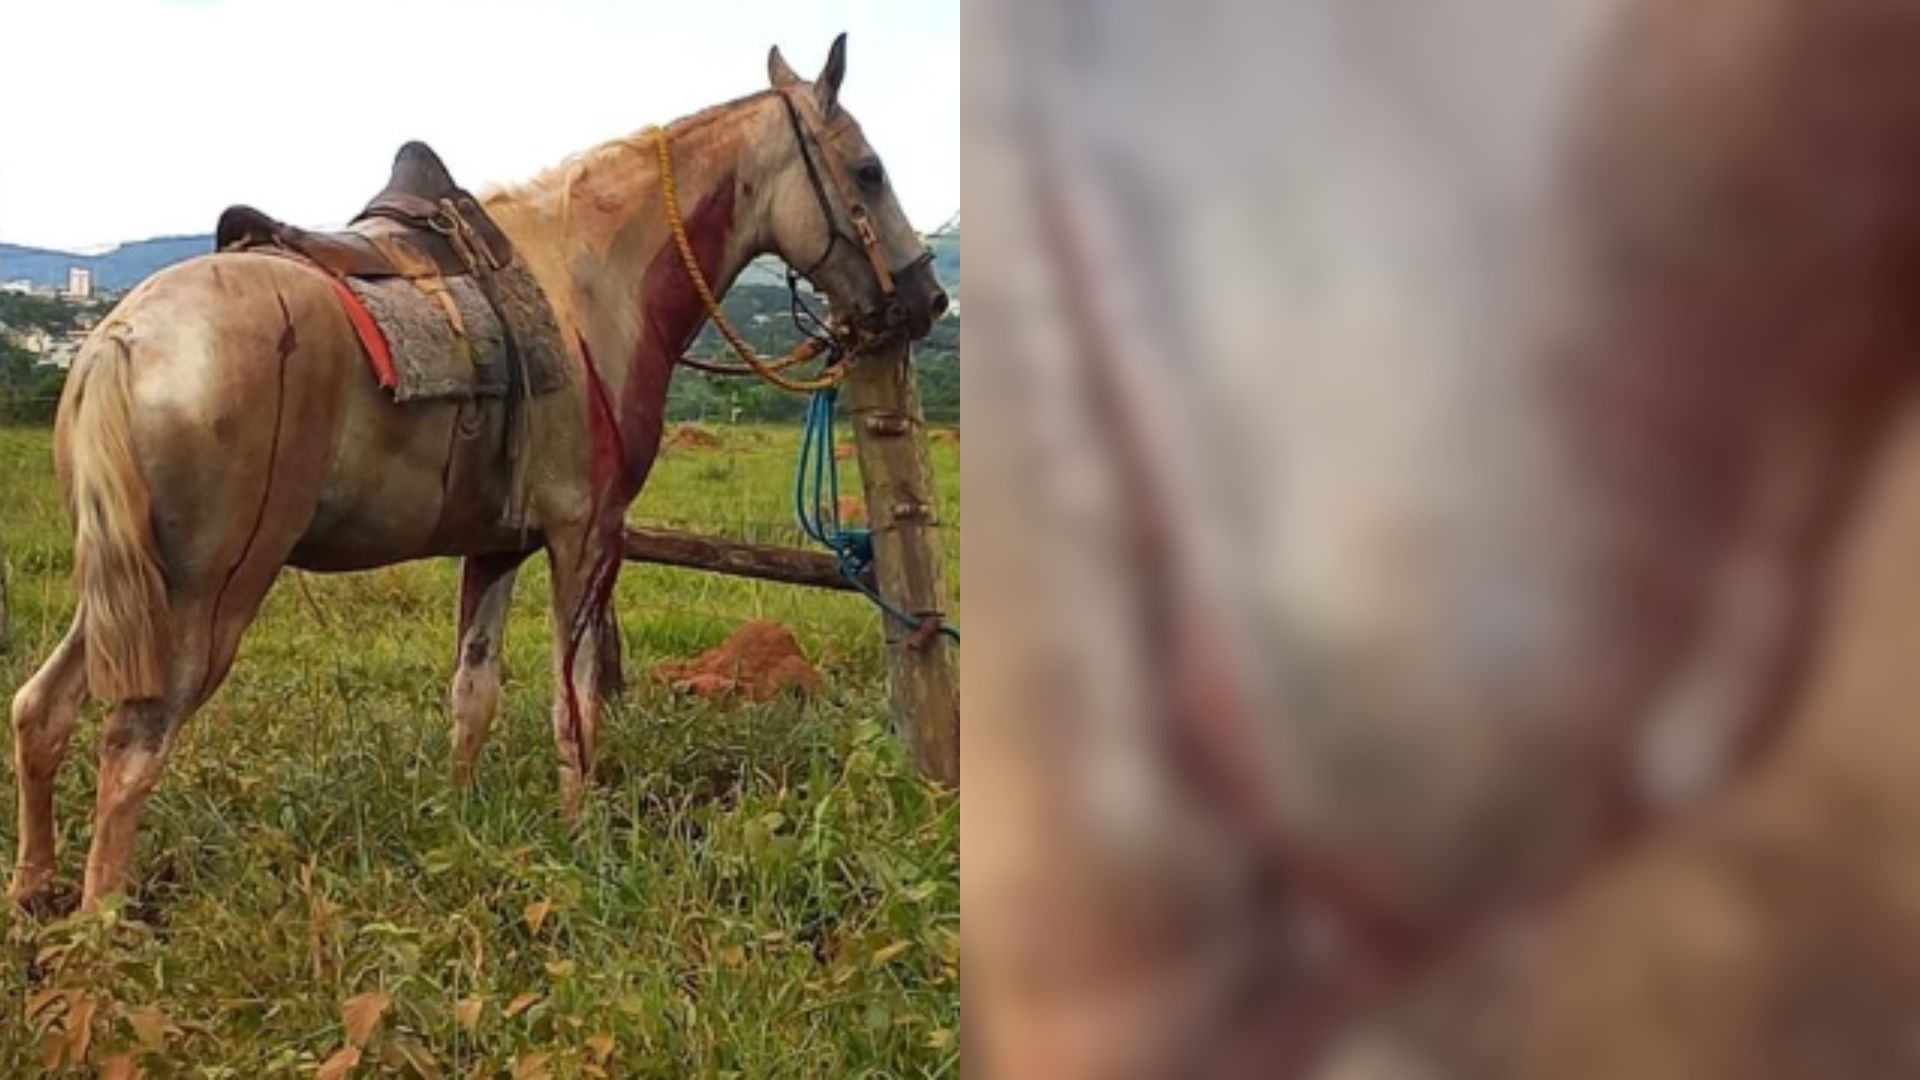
[341,991,392,1047]
[25,988,62,1025]
[512,1051,553,1080]
[382,1034,444,1080]
[315,1044,362,1080]
[504,992,541,1018]
[125,1005,170,1052]
[100,1053,142,1080]
[38,1031,64,1071]
[454,997,485,1031]
[586,1032,616,1064]
[523,898,553,935]
[64,991,97,1065]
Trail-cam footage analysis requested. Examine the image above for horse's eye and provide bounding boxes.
[856,162,886,188]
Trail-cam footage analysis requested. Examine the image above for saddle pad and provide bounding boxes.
[342,262,569,404]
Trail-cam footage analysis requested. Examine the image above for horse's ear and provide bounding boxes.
[768,45,802,89]
[816,32,847,116]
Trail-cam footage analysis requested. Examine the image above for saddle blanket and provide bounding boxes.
[339,262,569,404]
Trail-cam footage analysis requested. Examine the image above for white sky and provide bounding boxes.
[0,0,958,252]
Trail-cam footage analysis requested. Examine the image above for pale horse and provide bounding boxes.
[7,34,947,912]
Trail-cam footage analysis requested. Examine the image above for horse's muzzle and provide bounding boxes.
[897,259,949,340]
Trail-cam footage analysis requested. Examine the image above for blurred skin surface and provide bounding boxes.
[963,0,1920,1076]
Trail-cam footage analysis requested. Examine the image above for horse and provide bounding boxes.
[7,33,948,913]
[961,0,1920,1075]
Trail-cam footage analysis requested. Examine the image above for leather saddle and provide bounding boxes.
[216,141,568,535]
[216,141,515,281]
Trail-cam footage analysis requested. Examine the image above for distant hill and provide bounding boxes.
[928,230,959,295]
[737,212,957,294]
[0,235,214,291]
[1,216,957,296]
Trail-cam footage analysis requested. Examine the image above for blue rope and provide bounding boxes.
[796,388,959,644]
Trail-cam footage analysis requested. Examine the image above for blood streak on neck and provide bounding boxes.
[594,173,738,505]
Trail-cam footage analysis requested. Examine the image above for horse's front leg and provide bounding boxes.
[544,522,622,820]
[450,551,530,787]
[596,604,625,700]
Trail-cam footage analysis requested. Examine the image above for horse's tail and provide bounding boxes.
[59,328,171,701]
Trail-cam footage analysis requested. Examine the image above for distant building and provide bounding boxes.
[43,329,89,370]
[0,279,37,295]
[14,328,53,355]
[65,267,93,300]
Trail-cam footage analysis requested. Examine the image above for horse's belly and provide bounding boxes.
[290,395,533,570]
[287,520,534,572]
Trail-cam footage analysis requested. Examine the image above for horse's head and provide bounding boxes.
[763,34,948,342]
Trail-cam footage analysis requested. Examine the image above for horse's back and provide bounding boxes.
[97,252,361,432]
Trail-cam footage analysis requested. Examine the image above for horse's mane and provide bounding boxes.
[484,89,779,210]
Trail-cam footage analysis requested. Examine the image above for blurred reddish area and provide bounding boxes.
[962,1,1920,1076]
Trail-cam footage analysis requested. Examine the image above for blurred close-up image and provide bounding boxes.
[2,2,957,1075]
[964,0,1920,1076]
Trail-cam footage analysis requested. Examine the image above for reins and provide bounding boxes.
[652,124,849,392]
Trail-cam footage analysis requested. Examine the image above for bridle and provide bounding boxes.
[775,87,935,340]
[651,89,933,392]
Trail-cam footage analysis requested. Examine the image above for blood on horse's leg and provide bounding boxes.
[545,527,618,821]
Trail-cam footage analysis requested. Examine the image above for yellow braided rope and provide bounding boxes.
[653,127,847,393]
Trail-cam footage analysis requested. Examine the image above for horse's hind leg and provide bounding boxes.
[451,551,528,787]
[10,621,88,908]
[83,696,183,907]
[80,314,333,907]
[80,581,272,908]
[80,591,218,907]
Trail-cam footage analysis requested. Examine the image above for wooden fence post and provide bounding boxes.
[845,341,959,785]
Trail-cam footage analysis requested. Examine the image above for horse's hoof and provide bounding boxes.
[10,874,78,919]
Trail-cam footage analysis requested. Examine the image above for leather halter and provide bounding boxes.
[775,88,935,334]
[652,90,937,392]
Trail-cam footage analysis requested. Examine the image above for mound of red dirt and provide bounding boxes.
[665,424,722,451]
[835,441,856,460]
[931,428,960,444]
[836,495,868,526]
[653,620,823,702]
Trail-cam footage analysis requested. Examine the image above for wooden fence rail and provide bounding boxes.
[622,525,864,592]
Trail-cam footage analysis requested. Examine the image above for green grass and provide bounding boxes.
[0,423,959,1078]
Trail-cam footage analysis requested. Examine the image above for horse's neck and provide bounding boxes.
[491,104,773,392]
[608,140,758,369]
[484,105,773,496]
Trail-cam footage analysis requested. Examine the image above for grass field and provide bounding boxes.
[0,422,958,1077]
